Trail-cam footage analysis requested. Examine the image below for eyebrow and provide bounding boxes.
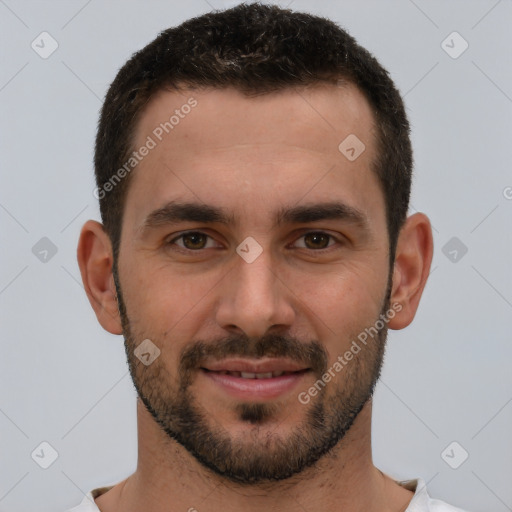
[276,202,369,229]
[140,202,236,231]
[139,200,370,234]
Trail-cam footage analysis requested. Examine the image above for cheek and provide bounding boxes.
[119,260,219,339]
[291,263,388,345]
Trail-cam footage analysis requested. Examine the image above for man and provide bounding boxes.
[70,3,468,511]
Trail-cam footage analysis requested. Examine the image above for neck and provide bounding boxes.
[95,398,413,512]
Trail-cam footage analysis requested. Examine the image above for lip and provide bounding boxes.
[200,359,310,401]
[201,357,308,374]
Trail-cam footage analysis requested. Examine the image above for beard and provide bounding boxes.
[113,263,391,485]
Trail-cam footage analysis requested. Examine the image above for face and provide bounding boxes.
[113,84,393,484]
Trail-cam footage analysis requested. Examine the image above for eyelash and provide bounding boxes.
[166,231,341,253]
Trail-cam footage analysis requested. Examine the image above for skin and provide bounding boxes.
[77,83,433,512]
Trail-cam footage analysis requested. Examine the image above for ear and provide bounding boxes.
[77,220,123,335]
[387,212,434,330]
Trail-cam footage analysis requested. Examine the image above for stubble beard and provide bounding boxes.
[113,262,390,485]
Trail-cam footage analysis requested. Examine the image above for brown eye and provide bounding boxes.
[293,232,338,250]
[169,232,217,251]
[182,232,207,249]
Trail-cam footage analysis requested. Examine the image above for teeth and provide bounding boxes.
[210,369,294,378]
[255,372,273,379]
[238,371,286,379]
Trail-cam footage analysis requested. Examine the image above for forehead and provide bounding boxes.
[124,83,383,232]
[135,82,376,155]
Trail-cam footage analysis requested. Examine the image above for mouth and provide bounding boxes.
[200,358,310,400]
[203,369,302,379]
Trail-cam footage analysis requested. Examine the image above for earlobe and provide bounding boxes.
[77,220,123,335]
[387,213,434,330]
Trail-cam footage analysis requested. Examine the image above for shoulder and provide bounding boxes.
[394,476,471,512]
[62,494,100,512]
[427,498,470,512]
[63,484,115,512]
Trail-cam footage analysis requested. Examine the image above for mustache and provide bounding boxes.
[178,332,328,385]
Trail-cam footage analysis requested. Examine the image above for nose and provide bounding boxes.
[214,248,296,339]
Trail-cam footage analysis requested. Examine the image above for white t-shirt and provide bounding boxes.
[64,477,469,511]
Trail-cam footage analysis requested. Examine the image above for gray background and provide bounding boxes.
[1,0,511,510]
